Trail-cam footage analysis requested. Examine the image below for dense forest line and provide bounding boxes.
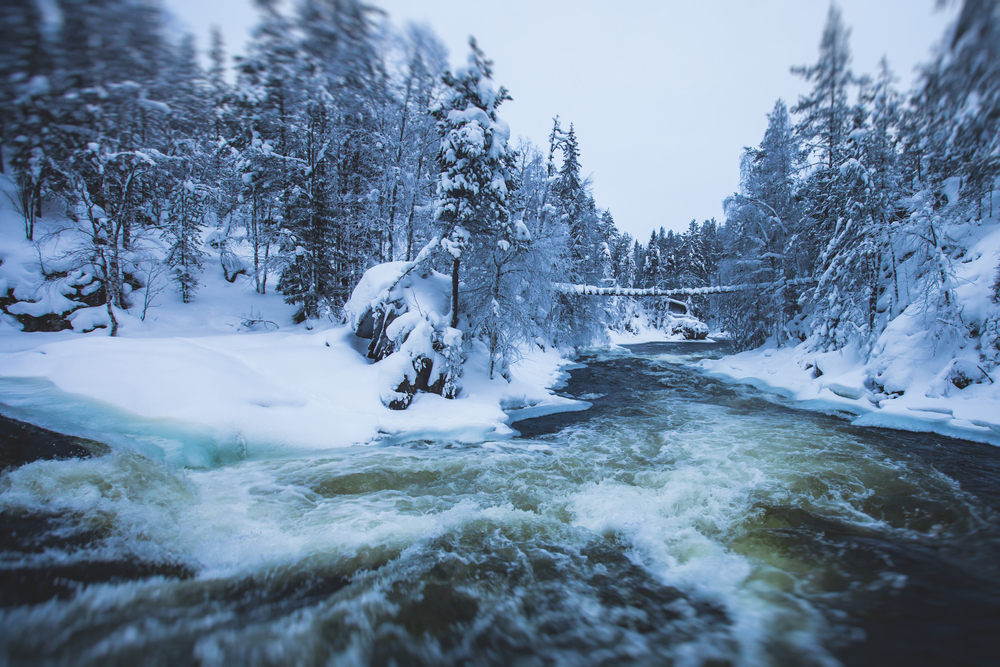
[1,0,998,389]
[638,1,1000,395]
[0,0,621,373]
[715,2,1000,359]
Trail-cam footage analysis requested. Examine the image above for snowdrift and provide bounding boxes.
[699,222,1000,447]
[0,199,583,466]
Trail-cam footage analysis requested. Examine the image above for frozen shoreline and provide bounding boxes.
[4,313,999,476]
[697,342,1000,447]
[0,324,583,467]
[694,220,1000,449]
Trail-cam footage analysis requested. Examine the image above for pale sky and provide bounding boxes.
[165,0,958,241]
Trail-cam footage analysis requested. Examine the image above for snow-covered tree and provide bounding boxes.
[433,38,521,377]
[547,122,605,345]
[721,100,803,349]
[792,4,855,172]
[165,176,209,303]
[0,0,53,240]
[809,59,904,352]
[372,24,447,263]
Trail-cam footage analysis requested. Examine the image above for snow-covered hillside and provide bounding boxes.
[700,219,1000,446]
[0,189,582,464]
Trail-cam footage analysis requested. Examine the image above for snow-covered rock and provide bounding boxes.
[609,300,711,344]
[348,261,461,409]
[668,315,710,341]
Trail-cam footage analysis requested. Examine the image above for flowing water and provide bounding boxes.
[1,341,999,666]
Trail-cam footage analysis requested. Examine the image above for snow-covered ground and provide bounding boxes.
[0,193,581,466]
[607,305,713,345]
[0,325,579,466]
[699,341,1000,446]
[699,221,1000,447]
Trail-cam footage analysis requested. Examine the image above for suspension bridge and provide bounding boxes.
[553,277,817,298]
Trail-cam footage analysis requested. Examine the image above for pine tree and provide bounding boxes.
[909,0,1000,223]
[892,0,1000,359]
[154,34,214,304]
[165,176,208,303]
[792,4,855,172]
[810,59,905,352]
[433,38,521,376]
[207,26,230,145]
[546,123,605,344]
[721,100,803,348]
[0,0,53,239]
[556,125,597,282]
[235,0,299,298]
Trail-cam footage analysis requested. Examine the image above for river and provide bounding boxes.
[1,341,999,666]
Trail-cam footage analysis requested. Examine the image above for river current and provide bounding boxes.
[1,341,999,666]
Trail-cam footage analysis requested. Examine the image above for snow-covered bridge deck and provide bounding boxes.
[554,277,817,298]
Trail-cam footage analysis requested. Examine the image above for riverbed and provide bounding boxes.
[1,341,998,666]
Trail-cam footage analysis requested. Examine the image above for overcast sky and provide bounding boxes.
[165,0,959,241]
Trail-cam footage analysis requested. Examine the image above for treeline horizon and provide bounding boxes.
[1,0,998,381]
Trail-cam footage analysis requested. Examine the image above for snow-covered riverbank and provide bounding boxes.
[0,189,587,463]
[698,220,1000,448]
[698,340,1000,446]
[0,323,579,466]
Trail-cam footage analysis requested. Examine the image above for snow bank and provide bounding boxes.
[0,190,582,465]
[699,218,1000,447]
[698,334,1000,447]
[0,325,581,467]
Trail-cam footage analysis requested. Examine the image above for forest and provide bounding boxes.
[3,2,1000,663]
[1,0,998,391]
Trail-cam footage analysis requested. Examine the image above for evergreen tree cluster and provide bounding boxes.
[0,0,618,358]
[718,0,1000,378]
[601,220,722,329]
[0,0,460,324]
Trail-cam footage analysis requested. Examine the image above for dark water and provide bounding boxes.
[1,341,999,666]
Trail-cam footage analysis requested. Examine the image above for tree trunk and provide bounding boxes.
[99,247,121,336]
[106,250,123,309]
[451,258,460,329]
[122,208,132,251]
[387,182,398,261]
[262,243,269,294]
[489,260,503,378]
[405,197,417,261]
[106,298,119,337]
[252,195,262,294]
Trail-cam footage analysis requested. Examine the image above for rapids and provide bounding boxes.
[1,341,998,666]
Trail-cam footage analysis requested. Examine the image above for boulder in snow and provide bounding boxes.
[347,259,462,410]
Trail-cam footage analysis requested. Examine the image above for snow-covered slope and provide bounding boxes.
[699,221,1000,446]
[0,188,580,465]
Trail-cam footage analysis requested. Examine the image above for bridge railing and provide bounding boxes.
[553,277,817,298]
